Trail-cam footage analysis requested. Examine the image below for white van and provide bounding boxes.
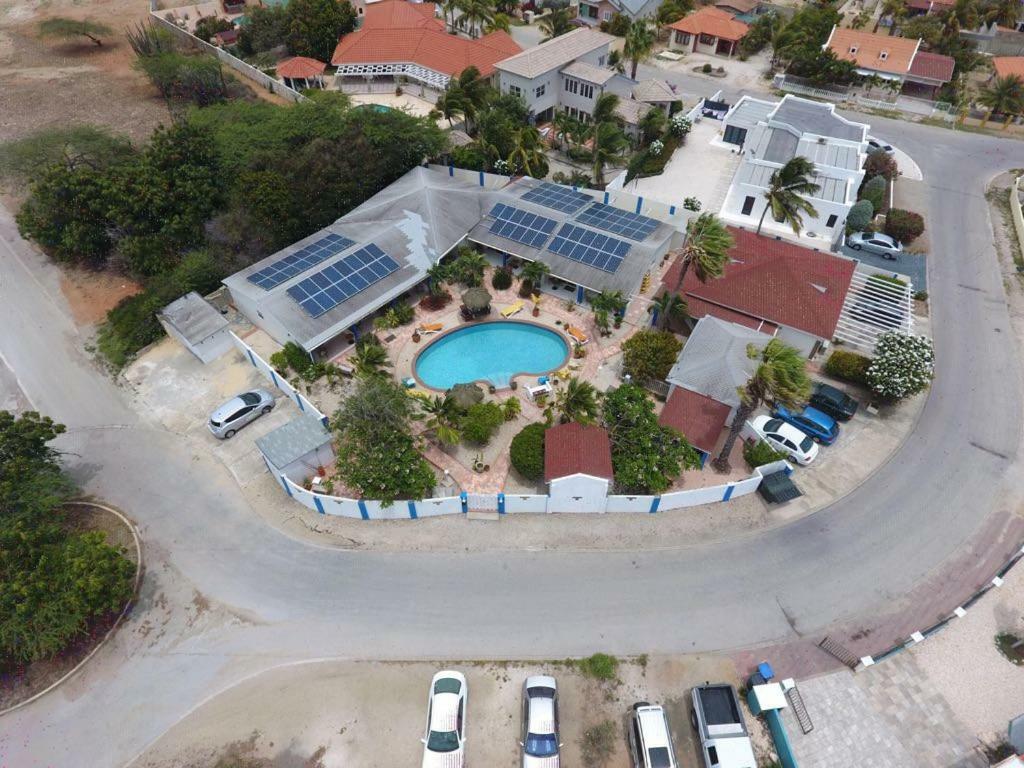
[628,702,677,768]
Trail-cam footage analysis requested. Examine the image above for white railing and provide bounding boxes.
[230,332,328,424]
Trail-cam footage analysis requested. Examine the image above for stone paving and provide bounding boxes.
[781,653,988,768]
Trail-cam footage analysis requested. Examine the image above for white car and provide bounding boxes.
[521,676,561,767]
[749,415,819,466]
[422,671,467,768]
[867,136,894,155]
[628,702,678,768]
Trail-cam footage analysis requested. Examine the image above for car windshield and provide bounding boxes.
[240,392,261,405]
[525,732,559,757]
[800,436,814,452]
[427,729,460,753]
[648,746,673,768]
[764,418,784,432]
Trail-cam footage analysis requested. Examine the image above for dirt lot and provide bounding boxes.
[132,656,774,768]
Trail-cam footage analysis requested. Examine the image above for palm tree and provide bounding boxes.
[451,248,487,286]
[637,107,667,146]
[756,156,819,235]
[712,339,810,473]
[591,289,627,315]
[554,377,601,424]
[351,340,390,378]
[452,66,489,134]
[506,125,546,177]
[434,89,466,128]
[670,212,733,295]
[442,0,464,30]
[426,264,448,297]
[552,110,575,151]
[459,0,494,38]
[624,20,656,79]
[978,74,1024,127]
[592,92,619,124]
[592,121,628,187]
[874,0,907,34]
[486,12,511,32]
[520,259,551,292]
[651,291,687,330]
[419,394,462,446]
[985,0,1020,27]
[538,7,573,41]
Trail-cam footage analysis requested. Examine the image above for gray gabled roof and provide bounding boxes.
[562,61,616,85]
[666,316,771,408]
[158,291,228,345]
[495,28,614,79]
[256,415,332,469]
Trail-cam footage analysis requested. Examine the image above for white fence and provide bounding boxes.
[230,332,328,424]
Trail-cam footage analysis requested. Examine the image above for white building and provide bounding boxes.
[717,95,870,244]
[157,291,233,364]
[544,422,615,513]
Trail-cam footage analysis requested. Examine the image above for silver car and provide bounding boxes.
[208,389,275,438]
[847,231,903,260]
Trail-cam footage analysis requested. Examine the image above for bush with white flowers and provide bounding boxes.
[493,158,511,175]
[669,114,692,137]
[866,331,934,402]
[649,139,664,156]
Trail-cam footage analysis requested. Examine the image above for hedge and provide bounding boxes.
[823,350,872,386]
[846,199,874,233]
[491,267,513,290]
[510,423,545,481]
[743,439,787,469]
[884,209,925,245]
[462,402,504,445]
[859,174,886,213]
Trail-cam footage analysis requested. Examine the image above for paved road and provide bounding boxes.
[1,116,1023,767]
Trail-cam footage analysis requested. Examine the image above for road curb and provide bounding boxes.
[0,500,144,717]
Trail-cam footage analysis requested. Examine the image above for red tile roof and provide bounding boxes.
[544,423,614,482]
[331,1,521,78]
[669,7,750,41]
[663,227,856,340]
[277,56,326,79]
[908,50,955,82]
[993,56,1024,79]
[682,295,779,334]
[659,388,730,455]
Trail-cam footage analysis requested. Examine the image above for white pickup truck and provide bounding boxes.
[690,684,757,768]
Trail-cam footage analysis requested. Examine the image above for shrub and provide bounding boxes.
[193,16,234,42]
[491,267,513,290]
[577,652,619,680]
[621,329,682,383]
[866,331,934,402]
[669,113,692,138]
[859,174,886,212]
[510,423,545,480]
[462,401,505,444]
[884,208,925,245]
[864,151,898,182]
[824,350,872,386]
[269,350,290,374]
[683,196,701,211]
[580,720,617,768]
[702,63,713,73]
[846,199,874,232]
[599,12,631,35]
[743,439,787,469]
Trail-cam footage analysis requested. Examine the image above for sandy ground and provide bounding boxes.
[60,267,142,326]
[132,655,774,768]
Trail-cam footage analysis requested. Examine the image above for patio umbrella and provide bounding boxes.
[461,287,492,312]
[448,383,484,410]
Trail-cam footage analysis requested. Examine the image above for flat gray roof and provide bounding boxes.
[724,96,776,132]
[769,95,867,142]
[740,162,850,204]
[158,291,228,344]
[256,415,332,469]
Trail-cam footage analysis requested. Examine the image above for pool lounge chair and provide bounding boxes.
[500,300,524,318]
[418,322,444,334]
[566,325,589,345]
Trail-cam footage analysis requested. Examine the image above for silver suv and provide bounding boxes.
[628,702,677,768]
[847,231,903,260]
[208,389,275,438]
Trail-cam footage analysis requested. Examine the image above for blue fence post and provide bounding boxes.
[460,491,468,513]
[497,493,506,514]
[669,204,676,216]
[603,191,610,205]
[648,496,660,513]
[408,501,418,519]
[313,495,325,515]
[357,500,370,520]
[502,253,508,267]
[246,348,257,367]
[270,368,279,388]
[479,170,485,186]
[295,393,305,411]
[722,484,735,501]
[350,324,360,342]
[449,163,454,177]
[650,308,659,327]
[635,197,644,214]
[575,285,584,303]
[280,475,292,496]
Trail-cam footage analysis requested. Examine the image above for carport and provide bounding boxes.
[834,269,914,353]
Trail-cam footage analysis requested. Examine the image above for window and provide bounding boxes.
[581,82,594,99]
[602,10,611,19]
[535,84,546,98]
[708,745,720,766]
[826,214,838,228]
[741,196,755,215]
[598,54,606,66]
[723,124,747,146]
[509,84,522,97]
[675,31,691,46]
[879,50,888,60]
[848,45,858,54]
[699,33,716,45]
[565,77,577,95]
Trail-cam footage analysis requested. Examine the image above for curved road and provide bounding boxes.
[1,115,1024,766]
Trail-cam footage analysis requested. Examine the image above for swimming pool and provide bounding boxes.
[414,321,569,390]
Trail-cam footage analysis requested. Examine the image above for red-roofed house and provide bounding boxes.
[545,422,614,512]
[332,0,521,91]
[668,7,749,57]
[659,388,732,457]
[277,56,326,90]
[823,26,955,96]
[662,227,856,356]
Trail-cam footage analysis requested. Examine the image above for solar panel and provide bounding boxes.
[520,182,592,214]
[488,203,557,249]
[575,203,660,242]
[286,243,400,317]
[547,224,631,273]
[247,233,356,290]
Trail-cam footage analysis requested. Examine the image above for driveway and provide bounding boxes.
[843,245,928,291]
[1,113,1023,768]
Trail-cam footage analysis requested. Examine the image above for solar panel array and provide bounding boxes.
[488,203,557,249]
[286,244,400,318]
[547,224,631,274]
[520,182,592,214]
[247,233,356,290]
[576,203,660,242]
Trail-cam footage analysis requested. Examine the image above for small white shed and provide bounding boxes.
[544,422,614,513]
[256,416,335,485]
[157,292,232,364]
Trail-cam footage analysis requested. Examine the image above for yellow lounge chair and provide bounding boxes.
[566,325,589,345]
[418,322,444,334]
[500,300,524,318]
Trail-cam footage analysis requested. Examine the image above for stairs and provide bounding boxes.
[818,636,860,669]
[785,683,814,734]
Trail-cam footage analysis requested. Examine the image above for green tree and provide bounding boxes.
[238,4,290,55]
[0,125,132,182]
[553,377,601,424]
[651,291,687,330]
[874,0,908,34]
[520,259,551,292]
[739,11,781,55]
[671,212,733,294]
[601,384,701,493]
[510,423,546,481]
[591,119,628,187]
[656,0,694,25]
[771,3,840,65]
[900,14,944,47]
[866,331,934,401]
[287,0,357,62]
[985,0,1020,27]
[539,7,574,41]
[590,289,627,315]
[621,329,682,382]
[506,125,547,177]
[194,16,235,43]
[0,411,70,524]
[462,401,505,444]
[449,247,488,286]
[459,0,495,38]
[712,339,810,472]
[443,0,465,30]
[978,74,1024,127]
[37,17,113,46]
[637,107,667,146]
[418,394,462,446]
[756,156,819,235]
[435,88,467,128]
[624,20,656,80]
[351,339,391,377]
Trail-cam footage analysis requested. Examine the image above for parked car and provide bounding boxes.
[421,671,467,768]
[847,231,903,259]
[749,415,819,466]
[809,382,859,421]
[772,404,839,445]
[690,684,756,768]
[867,136,894,155]
[521,676,560,767]
[628,702,678,768]
[208,389,275,439]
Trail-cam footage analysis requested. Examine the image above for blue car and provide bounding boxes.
[772,405,839,445]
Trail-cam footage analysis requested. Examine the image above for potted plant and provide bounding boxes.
[488,384,497,394]
[412,330,421,343]
[510,380,518,390]
[532,293,542,317]
[472,453,486,472]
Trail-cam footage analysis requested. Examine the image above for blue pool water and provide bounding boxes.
[415,322,569,389]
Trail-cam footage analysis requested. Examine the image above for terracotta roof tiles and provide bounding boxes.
[669,7,750,42]
[659,388,731,455]
[544,423,614,482]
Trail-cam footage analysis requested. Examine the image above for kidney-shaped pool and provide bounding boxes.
[414,321,570,390]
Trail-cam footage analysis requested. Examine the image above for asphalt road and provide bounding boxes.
[1,115,1023,767]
